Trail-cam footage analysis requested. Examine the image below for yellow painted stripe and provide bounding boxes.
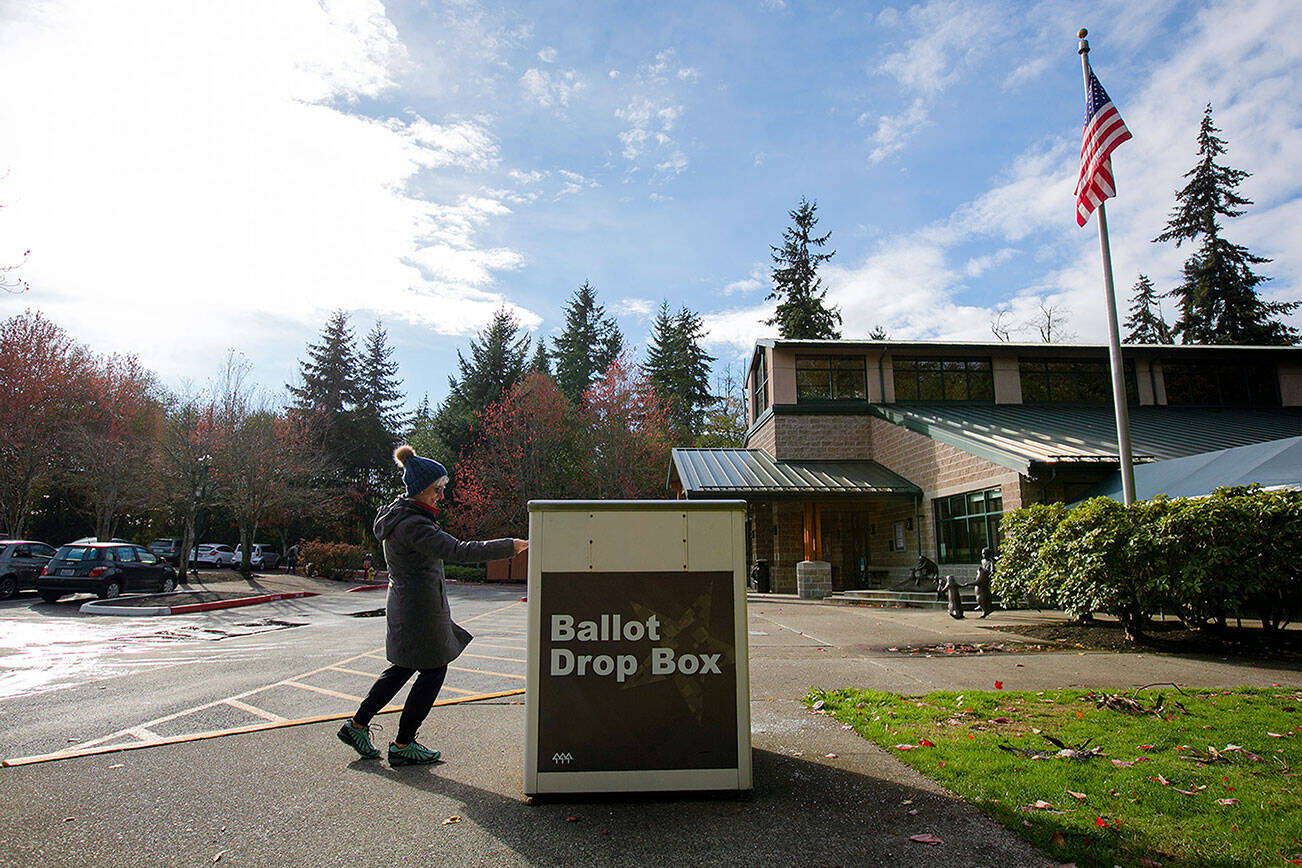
[285,682,364,703]
[460,652,525,664]
[1,689,524,767]
[224,699,286,722]
[327,665,380,678]
[448,665,524,680]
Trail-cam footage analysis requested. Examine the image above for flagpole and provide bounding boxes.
[1078,28,1136,506]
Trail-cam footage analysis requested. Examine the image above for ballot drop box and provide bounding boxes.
[524,500,751,796]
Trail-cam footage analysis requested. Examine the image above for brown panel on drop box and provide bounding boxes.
[537,570,737,773]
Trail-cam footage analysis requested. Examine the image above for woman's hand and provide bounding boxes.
[512,538,529,555]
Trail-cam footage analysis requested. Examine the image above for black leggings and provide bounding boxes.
[353,664,448,744]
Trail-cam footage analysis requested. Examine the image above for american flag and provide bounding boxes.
[1075,68,1132,227]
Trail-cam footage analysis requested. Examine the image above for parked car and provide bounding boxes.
[190,543,236,567]
[232,544,280,571]
[0,540,58,599]
[36,542,178,601]
[147,538,183,565]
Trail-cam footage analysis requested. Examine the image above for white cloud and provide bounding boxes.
[614,297,655,317]
[520,67,586,108]
[537,46,557,63]
[0,0,536,384]
[866,98,930,163]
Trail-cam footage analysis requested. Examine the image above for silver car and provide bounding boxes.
[190,543,236,567]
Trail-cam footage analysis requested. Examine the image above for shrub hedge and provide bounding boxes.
[299,539,367,582]
[992,485,1302,636]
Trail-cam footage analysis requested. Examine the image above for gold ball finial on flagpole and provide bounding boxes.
[1078,28,1090,55]
[1078,28,1088,38]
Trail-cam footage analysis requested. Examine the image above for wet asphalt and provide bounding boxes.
[3,589,1299,868]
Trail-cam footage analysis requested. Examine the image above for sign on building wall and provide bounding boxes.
[524,501,751,795]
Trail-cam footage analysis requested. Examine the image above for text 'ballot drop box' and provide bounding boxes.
[524,500,751,796]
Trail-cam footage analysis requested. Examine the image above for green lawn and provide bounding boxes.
[806,686,1302,867]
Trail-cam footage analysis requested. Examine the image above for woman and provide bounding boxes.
[338,444,527,766]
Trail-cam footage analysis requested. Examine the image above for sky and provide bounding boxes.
[1,0,1300,411]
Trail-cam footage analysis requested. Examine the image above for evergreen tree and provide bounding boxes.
[358,321,405,434]
[434,308,532,466]
[287,310,365,475]
[288,310,361,416]
[1153,104,1298,345]
[448,308,531,413]
[766,197,841,339]
[644,301,715,443]
[356,321,406,486]
[869,324,889,340]
[530,338,552,376]
[553,281,624,401]
[1123,274,1173,344]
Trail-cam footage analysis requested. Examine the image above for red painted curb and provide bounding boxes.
[166,591,319,614]
[346,584,389,592]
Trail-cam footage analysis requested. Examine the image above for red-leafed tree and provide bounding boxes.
[580,356,674,500]
[0,310,93,537]
[449,372,585,540]
[68,353,165,540]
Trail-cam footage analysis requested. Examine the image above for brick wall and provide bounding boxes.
[746,414,776,454]
[771,414,873,459]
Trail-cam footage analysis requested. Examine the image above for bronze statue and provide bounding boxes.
[975,547,996,619]
[938,574,965,619]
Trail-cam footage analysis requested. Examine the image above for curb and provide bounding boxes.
[79,591,319,616]
[346,584,389,592]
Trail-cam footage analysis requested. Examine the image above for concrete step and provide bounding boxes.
[834,589,979,610]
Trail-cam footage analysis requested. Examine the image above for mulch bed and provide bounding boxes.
[985,618,1302,663]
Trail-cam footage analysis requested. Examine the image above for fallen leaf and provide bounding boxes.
[565,815,580,823]
[1067,790,1087,801]
[790,751,803,756]
[107,764,124,769]
[1268,732,1286,738]
[909,833,943,845]
[907,809,919,815]
[63,817,75,823]
[1150,775,1170,786]
[918,739,935,747]
[811,699,825,711]
[937,761,947,767]
[824,753,838,759]
[1111,759,1134,767]
[995,681,1004,689]
[1216,798,1239,806]
[1049,831,1067,848]
[1030,800,1054,810]
[1138,744,1155,751]
[1174,789,1197,796]
[212,852,226,864]
[441,816,461,825]
[894,744,918,750]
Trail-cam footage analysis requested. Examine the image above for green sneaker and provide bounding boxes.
[388,741,441,766]
[337,722,380,759]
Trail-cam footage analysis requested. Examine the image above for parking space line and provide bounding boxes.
[327,665,378,678]
[448,665,524,680]
[439,686,481,696]
[128,727,160,741]
[225,699,286,722]
[461,652,525,663]
[2,688,525,767]
[285,681,364,703]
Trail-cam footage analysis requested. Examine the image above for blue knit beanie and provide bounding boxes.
[393,444,448,498]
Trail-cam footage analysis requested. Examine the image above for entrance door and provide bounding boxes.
[842,511,872,590]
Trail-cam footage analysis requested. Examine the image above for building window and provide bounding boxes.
[751,350,770,419]
[933,488,1003,564]
[795,355,867,401]
[892,357,994,402]
[1162,360,1279,405]
[1019,357,1138,403]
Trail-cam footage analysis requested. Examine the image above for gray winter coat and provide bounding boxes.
[374,498,515,670]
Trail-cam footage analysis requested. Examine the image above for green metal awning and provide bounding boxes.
[868,403,1302,475]
[669,448,920,499]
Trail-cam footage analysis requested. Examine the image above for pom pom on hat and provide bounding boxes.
[392,443,447,497]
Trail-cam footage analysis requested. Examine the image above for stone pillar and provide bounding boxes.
[797,560,832,600]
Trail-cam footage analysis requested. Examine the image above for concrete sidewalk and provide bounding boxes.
[5,600,1298,867]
